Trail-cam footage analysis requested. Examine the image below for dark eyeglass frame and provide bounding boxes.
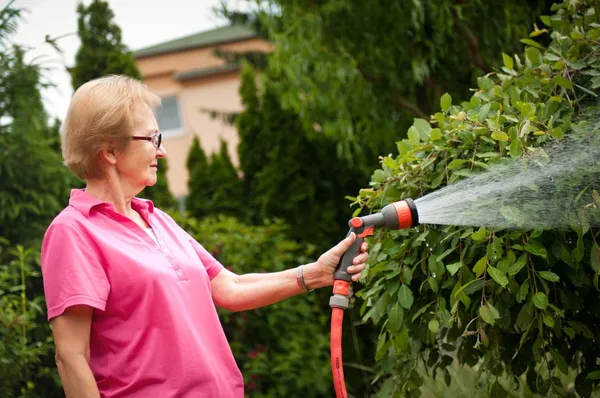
[131,132,162,148]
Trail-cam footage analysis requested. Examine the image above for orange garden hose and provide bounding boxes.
[331,307,347,398]
[329,199,419,398]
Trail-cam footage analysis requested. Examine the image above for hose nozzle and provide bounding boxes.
[349,198,419,230]
[333,199,418,284]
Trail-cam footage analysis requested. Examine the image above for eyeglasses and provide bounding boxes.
[131,132,162,148]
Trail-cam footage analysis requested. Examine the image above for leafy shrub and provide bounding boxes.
[353,1,600,397]
[0,240,58,397]
[183,215,334,397]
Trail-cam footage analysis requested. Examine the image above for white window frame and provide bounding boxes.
[156,95,185,138]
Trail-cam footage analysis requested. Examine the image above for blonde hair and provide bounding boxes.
[61,75,161,180]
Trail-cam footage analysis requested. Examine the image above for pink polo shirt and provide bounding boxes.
[40,189,244,397]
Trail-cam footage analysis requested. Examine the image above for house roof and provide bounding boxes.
[173,64,240,82]
[134,24,257,59]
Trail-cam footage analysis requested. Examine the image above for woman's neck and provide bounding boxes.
[85,177,137,217]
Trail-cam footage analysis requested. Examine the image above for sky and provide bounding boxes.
[7,0,234,120]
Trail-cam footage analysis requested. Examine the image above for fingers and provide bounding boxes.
[347,263,367,281]
[353,251,369,265]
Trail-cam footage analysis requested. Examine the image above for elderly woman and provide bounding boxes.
[40,75,368,398]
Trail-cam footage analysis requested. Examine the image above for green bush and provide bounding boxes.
[353,1,600,397]
[183,215,334,397]
[0,240,59,397]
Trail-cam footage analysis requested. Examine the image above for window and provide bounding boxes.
[156,96,183,136]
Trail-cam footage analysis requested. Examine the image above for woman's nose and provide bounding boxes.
[157,144,167,158]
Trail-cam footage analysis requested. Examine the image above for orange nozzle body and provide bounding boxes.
[390,199,418,229]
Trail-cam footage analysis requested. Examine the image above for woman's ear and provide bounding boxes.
[99,142,118,165]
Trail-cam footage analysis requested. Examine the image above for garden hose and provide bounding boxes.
[330,199,419,398]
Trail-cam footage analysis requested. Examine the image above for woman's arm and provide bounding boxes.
[50,305,100,398]
[210,233,368,312]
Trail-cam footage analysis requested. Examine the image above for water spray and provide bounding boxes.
[330,199,419,398]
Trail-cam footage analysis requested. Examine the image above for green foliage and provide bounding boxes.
[186,138,244,219]
[139,157,178,212]
[236,63,366,247]
[185,136,212,219]
[182,215,333,396]
[0,15,76,247]
[353,1,600,396]
[252,0,554,161]
[0,240,58,397]
[71,0,141,90]
[209,140,245,217]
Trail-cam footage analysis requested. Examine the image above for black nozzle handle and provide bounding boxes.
[334,228,366,282]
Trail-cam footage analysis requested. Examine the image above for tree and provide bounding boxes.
[354,1,600,396]
[70,0,141,90]
[186,136,213,219]
[235,62,367,247]
[208,140,245,218]
[236,0,555,163]
[0,3,71,396]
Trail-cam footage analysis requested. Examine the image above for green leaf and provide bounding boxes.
[500,206,522,224]
[440,93,452,112]
[533,292,549,310]
[398,284,414,310]
[473,256,487,278]
[509,254,528,276]
[477,76,494,90]
[538,271,560,282]
[502,53,514,70]
[524,241,548,259]
[446,261,462,276]
[509,139,521,158]
[479,304,496,325]
[517,281,530,303]
[408,126,420,145]
[487,266,509,288]
[520,38,544,49]
[411,302,434,323]
[388,303,404,332]
[590,243,600,273]
[413,118,432,141]
[471,227,487,242]
[587,371,600,380]
[551,349,569,375]
[525,47,543,66]
[478,103,491,122]
[428,319,440,334]
[491,131,509,142]
[553,75,573,90]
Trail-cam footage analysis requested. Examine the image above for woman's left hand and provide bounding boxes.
[313,232,369,286]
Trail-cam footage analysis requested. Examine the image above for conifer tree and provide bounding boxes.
[186,136,213,219]
[71,0,140,89]
[209,140,244,218]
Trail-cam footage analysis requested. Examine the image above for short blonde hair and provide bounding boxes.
[61,75,161,180]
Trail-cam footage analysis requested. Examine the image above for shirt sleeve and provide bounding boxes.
[189,238,224,280]
[41,221,110,321]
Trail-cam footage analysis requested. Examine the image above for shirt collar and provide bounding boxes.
[68,188,155,217]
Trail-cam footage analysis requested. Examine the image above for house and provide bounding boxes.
[133,24,272,202]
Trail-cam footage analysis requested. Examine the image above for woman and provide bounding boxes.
[40,75,369,398]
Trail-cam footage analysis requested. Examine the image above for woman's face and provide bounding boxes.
[116,102,167,190]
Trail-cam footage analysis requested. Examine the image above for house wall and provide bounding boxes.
[136,38,272,198]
